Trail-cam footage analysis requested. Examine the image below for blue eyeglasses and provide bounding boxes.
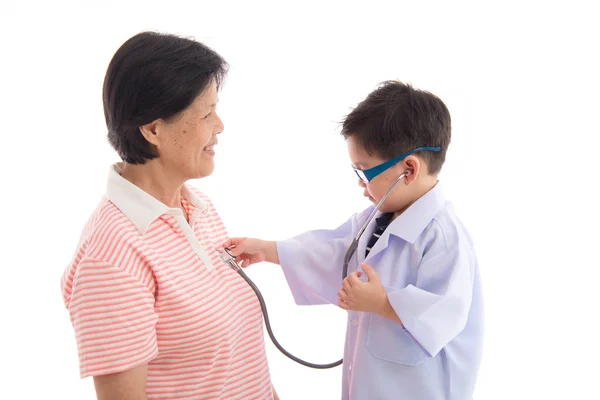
[353,146,441,183]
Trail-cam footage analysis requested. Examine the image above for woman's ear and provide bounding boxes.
[139,120,161,147]
[403,156,421,184]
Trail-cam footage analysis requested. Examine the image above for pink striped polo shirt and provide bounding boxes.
[61,163,272,399]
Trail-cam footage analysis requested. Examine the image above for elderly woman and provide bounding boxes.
[61,32,276,400]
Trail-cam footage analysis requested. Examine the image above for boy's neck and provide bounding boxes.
[392,177,439,221]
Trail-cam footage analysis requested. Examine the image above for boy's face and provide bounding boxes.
[347,136,412,213]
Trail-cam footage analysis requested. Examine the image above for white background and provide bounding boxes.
[1,1,599,399]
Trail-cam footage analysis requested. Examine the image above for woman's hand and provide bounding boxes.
[221,238,279,268]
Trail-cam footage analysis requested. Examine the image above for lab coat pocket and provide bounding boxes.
[365,304,428,366]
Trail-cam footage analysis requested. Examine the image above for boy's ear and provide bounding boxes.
[403,156,421,183]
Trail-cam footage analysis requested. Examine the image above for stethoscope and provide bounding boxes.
[218,170,411,369]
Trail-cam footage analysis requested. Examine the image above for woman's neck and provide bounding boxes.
[119,160,186,209]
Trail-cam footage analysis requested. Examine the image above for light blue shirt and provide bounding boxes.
[277,184,483,400]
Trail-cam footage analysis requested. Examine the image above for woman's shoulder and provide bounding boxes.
[62,197,150,305]
[78,196,142,258]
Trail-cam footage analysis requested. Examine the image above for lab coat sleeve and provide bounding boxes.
[387,241,474,358]
[276,216,357,306]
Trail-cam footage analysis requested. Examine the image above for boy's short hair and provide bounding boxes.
[341,81,451,175]
[103,31,228,164]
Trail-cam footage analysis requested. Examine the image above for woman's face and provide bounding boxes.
[151,80,224,180]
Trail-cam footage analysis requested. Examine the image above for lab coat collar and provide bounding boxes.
[363,183,446,261]
[105,162,208,234]
[389,182,446,243]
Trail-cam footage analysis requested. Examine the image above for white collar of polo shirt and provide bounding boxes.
[105,162,214,270]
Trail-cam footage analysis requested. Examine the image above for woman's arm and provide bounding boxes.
[93,364,148,400]
[64,258,158,395]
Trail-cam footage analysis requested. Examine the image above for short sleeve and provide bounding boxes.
[66,257,159,378]
[388,242,474,357]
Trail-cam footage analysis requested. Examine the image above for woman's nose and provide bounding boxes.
[215,113,224,134]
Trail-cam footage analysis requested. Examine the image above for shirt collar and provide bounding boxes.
[386,182,446,244]
[105,162,208,234]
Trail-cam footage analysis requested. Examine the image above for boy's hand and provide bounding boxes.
[337,263,388,314]
[221,238,279,268]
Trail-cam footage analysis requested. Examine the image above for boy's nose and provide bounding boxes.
[358,179,366,188]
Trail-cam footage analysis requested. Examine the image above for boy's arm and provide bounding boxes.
[225,215,359,306]
[265,241,279,265]
[223,238,280,267]
[275,217,357,306]
[379,297,402,323]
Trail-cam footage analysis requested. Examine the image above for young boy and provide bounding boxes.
[223,81,483,400]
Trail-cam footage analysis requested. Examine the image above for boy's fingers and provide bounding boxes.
[223,238,246,254]
[338,299,349,310]
[349,272,362,286]
[360,263,379,283]
[342,278,352,292]
[228,244,245,257]
[338,288,348,300]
